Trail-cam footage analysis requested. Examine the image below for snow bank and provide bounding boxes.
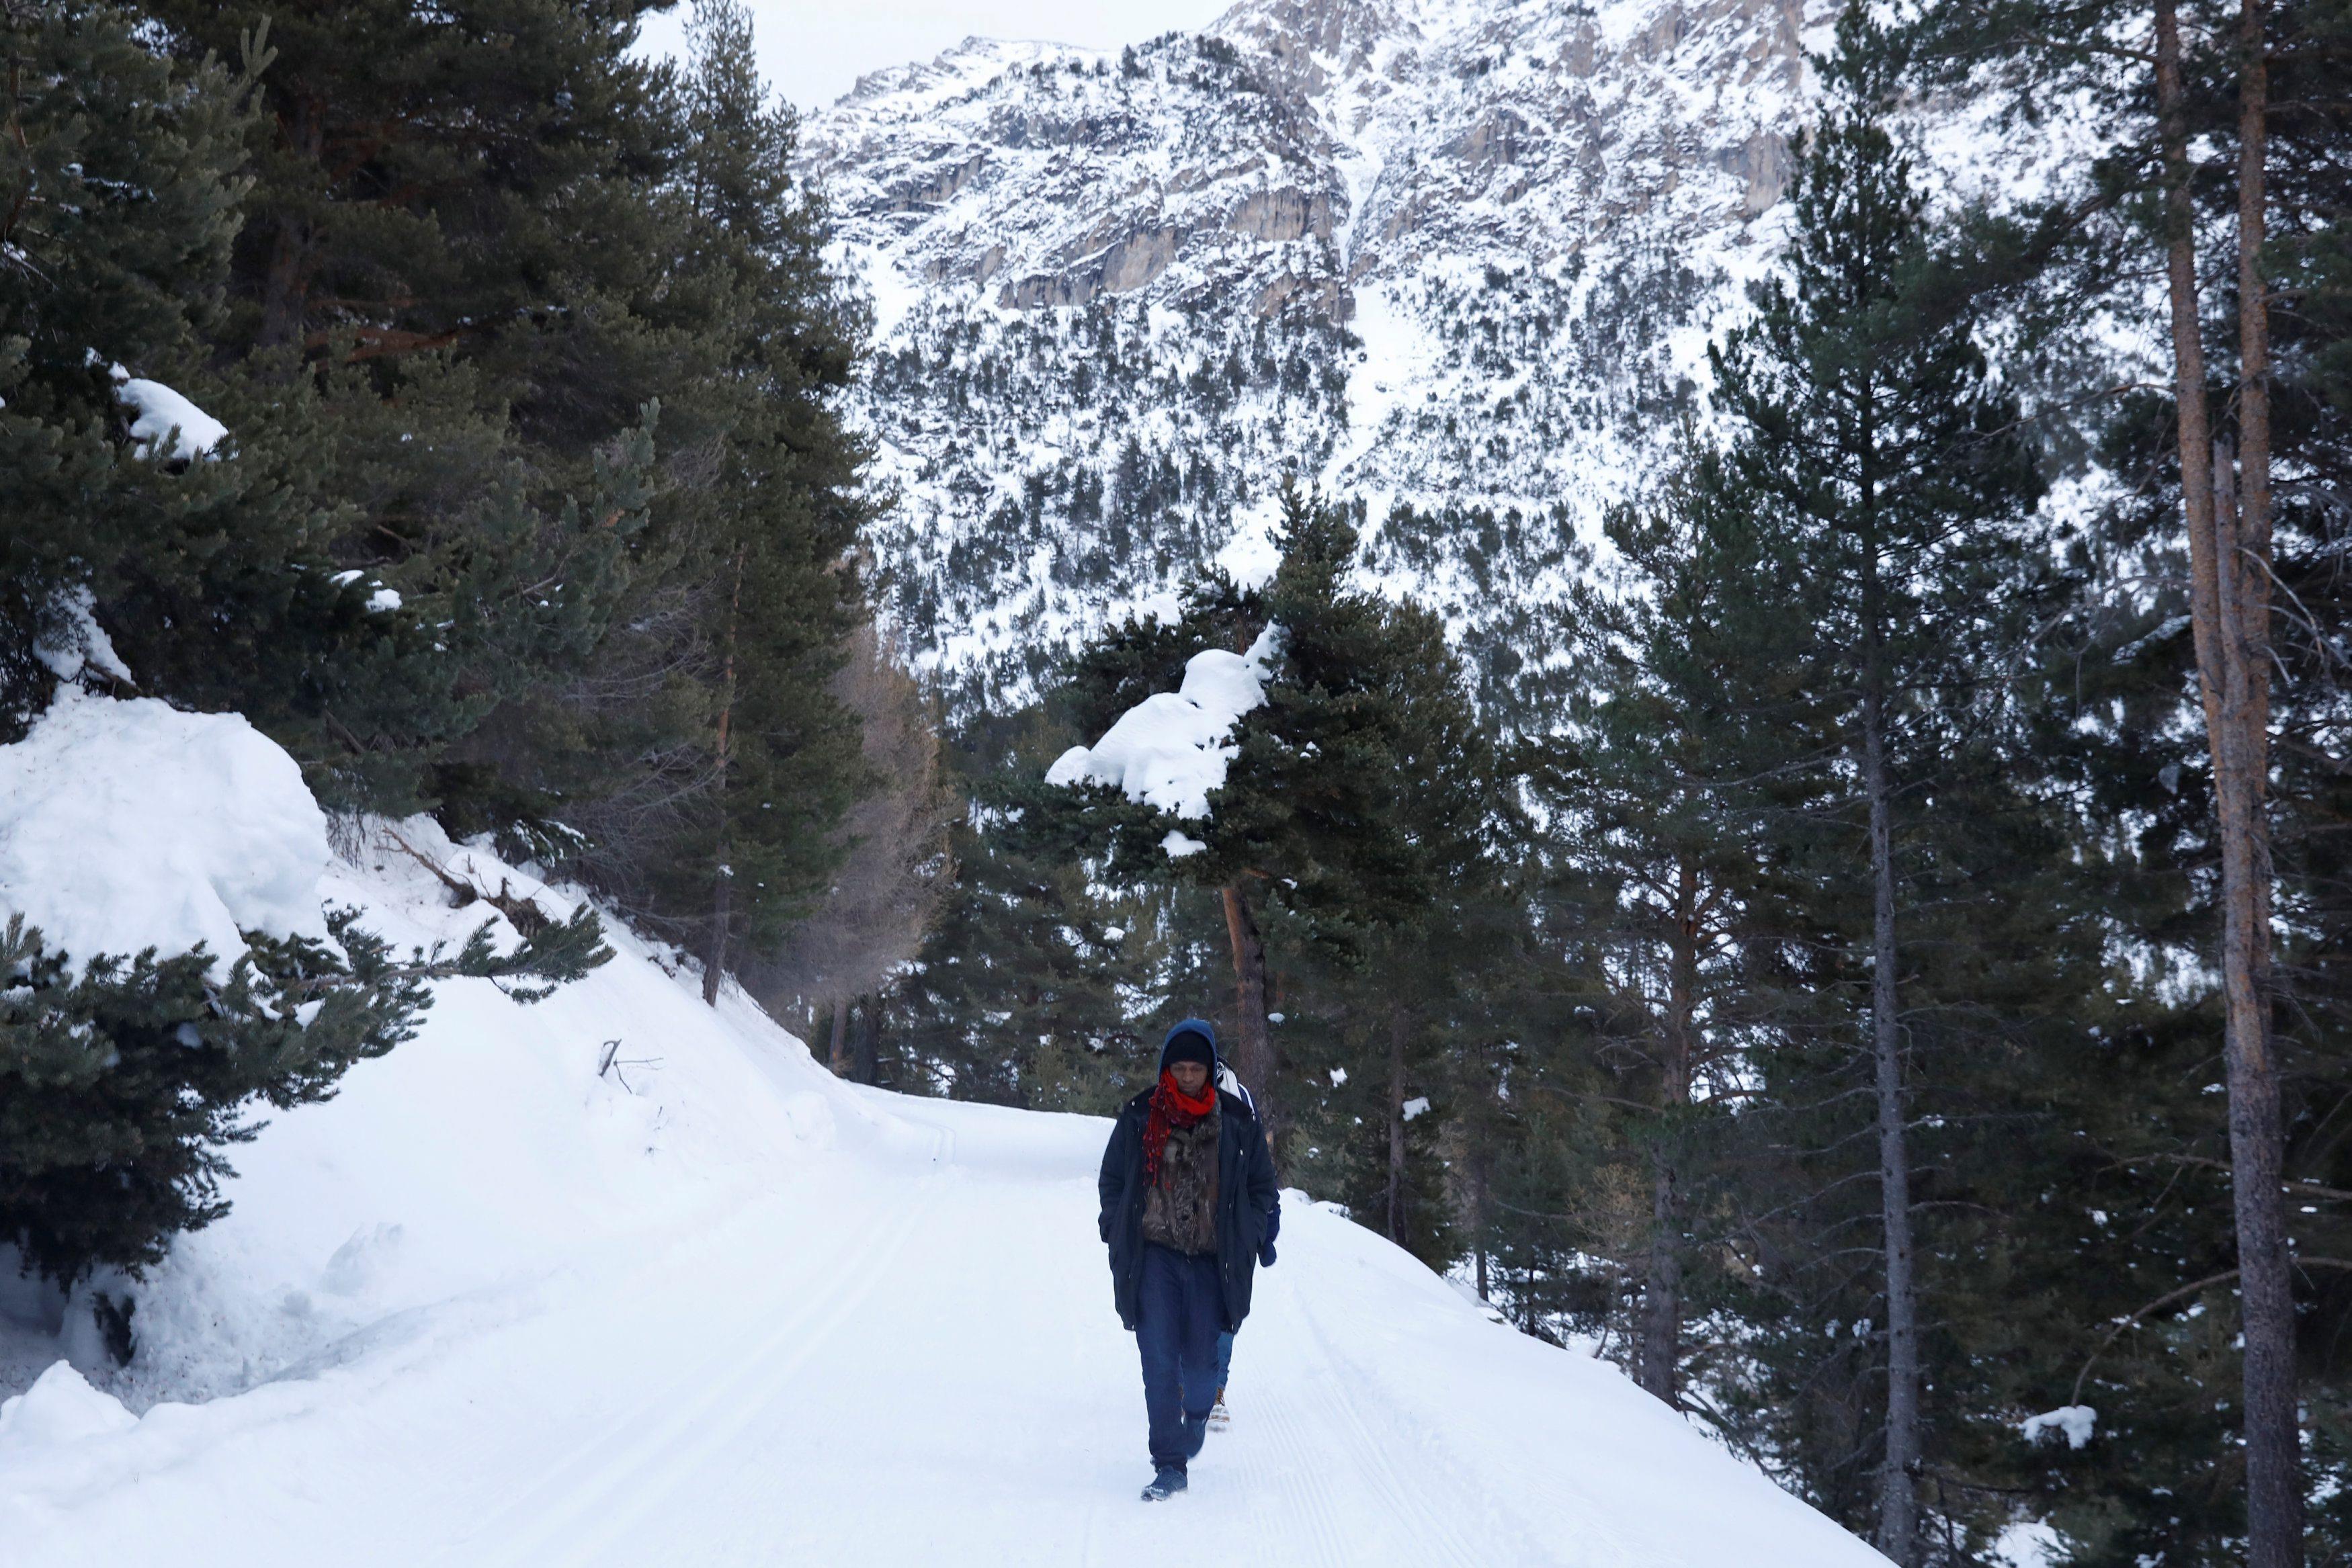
[1046,623,1282,831]
[110,366,227,462]
[1136,591,1184,627]
[0,693,329,969]
[0,1364,136,1459]
[0,809,919,1412]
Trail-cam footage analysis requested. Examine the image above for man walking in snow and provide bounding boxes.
[1097,1019,1279,1501]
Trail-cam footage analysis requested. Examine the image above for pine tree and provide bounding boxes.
[1042,488,1503,1190]
[118,0,677,814]
[878,705,1199,1108]
[1707,108,2050,1563]
[0,0,410,743]
[1530,449,1805,1407]
[0,904,607,1297]
[116,0,876,979]
[595,0,871,1000]
[1894,0,2352,1551]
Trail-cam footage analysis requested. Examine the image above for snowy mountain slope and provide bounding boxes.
[1,823,1890,1567]
[802,0,1830,713]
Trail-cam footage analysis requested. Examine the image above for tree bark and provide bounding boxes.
[2158,0,2222,723]
[701,545,749,1008]
[1638,1157,1682,1403]
[2222,435,2296,1564]
[1863,528,1920,1566]
[1219,882,1274,1115]
[828,999,852,1076]
[1639,853,1700,1406]
[855,992,882,1085]
[258,94,325,352]
[2230,6,2286,1542]
[1472,1143,1493,1303]
[1386,999,1409,1244]
[702,861,734,1008]
[2159,3,2298,1557]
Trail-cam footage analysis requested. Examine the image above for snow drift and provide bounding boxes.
[0,692,331,970]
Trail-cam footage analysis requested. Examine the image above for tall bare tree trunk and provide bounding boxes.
[828,1000,852,1076]
[855,993,882,1085]
[1386,999,1409,1243]
[1639,853,1700,1406]
[2228,7,2294,1514]
[258,95,324,352]
[1472,1144,1493,1302]
[1220,883,1274,1119]
[1638,1159,1681,1401]
[702,545,748,1008]
[1863,529,1920,1567]
[2160,4,2298,1557]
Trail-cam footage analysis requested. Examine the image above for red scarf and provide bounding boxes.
[1142,1069,1219,1189]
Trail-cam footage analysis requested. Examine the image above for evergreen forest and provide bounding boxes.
[5,0,2352,1563]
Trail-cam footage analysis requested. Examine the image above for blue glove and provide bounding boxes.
[1259,1240,1277,1268]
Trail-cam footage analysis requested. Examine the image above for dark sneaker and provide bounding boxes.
[1141,1467,1189,1501]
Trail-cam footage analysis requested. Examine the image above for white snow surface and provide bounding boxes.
[1,825,1887,1567]
[1992,1520,2066,1567]
[0,1363,140,1458]
[1046,623,1281,829]
[2021,1404,2097,1450]
[329,571,404,613]
[30,587,134,687]
[0,693,329,969]
[110,369,227,462]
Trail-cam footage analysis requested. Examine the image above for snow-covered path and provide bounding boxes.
[1,836,1886,1567]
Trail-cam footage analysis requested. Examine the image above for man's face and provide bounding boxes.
[1170,1060,1209,1096]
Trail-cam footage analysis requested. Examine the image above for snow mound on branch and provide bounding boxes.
[1046,623,1282,826]
[2021,1405,2097,1449]
[330,570,403,613]
[0,1364,136,1458]
[110,367,227,462]
[0,693,329,969]
[32,586,134,687]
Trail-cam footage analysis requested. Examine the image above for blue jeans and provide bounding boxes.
[1216,1330,1234,1394]
[1136,1244,1222,1470]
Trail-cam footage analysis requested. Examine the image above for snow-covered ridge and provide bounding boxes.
[802,0,1829,714]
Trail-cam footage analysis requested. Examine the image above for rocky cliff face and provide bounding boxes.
[801,0,1833,716]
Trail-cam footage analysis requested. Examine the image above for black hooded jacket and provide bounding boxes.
[1097,1020,1280,1332]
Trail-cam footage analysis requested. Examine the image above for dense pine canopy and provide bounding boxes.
[0,0,866,1292]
